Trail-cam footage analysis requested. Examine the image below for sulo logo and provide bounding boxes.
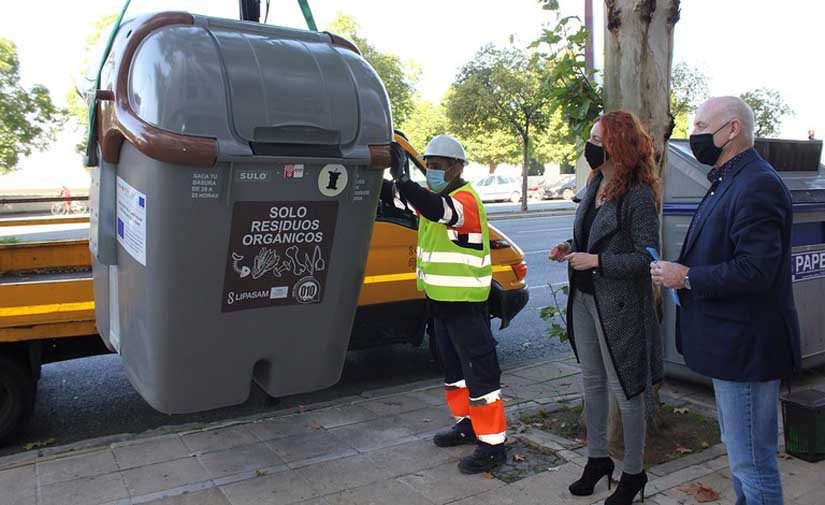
[235,170,272,183]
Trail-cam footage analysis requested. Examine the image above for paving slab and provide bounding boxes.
[38,471,129,505]
[294,454,392,496]
[359,393,433,417]
[471,462,603,505]
[396,460,504,504]
[0,463,36,505]
[268,431,353,465]
[246,416,324,443]
[37,448,118,486]
[305,405,375,429]
[220,469,319,505]
[121,456,209,497]
[364,438,455,478]
[114,435,191,470]
[198,443,285,480]
[329,416,418,453]
[182,426,258,454]
[325,479,435,505]
[142,488,231,505]
[508,362,581,383]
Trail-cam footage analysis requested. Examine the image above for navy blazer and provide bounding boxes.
[677,148,801,381]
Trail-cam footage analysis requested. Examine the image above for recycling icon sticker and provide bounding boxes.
[222,201,338,312]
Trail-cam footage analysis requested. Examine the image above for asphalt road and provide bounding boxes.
[1,212,577,455]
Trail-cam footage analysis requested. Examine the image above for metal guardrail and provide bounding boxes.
[0,195,89,204]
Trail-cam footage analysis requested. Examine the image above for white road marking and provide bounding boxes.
[515,227,570,234]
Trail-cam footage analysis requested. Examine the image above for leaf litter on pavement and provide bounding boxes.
[679,482,721,503]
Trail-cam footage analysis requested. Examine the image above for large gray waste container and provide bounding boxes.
[662,139,825,383]
[87,12,392,413]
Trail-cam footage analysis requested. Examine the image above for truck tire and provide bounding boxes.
[0,354,34,444]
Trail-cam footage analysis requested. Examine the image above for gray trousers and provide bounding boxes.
[572,291,646,474]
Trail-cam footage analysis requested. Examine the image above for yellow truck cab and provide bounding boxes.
[0,139,528,443]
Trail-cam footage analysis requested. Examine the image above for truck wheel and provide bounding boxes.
[0,355,34,444]
[562,188,575,201]
[509,192,521,203]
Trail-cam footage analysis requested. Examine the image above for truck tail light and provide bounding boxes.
[511,261,527,281]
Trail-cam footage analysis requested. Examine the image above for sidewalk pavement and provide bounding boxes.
[1,356,823,505]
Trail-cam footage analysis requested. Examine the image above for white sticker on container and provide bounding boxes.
[116,177,147,266]
[318,164,348,197]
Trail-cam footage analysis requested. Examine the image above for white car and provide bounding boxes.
[472,175,523,203]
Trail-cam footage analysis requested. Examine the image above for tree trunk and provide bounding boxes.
[488,162,497,174]
[521,124,529,212]
[602,0,680,456]
[604,0,679,171]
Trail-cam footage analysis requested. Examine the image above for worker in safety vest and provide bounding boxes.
[383,135,507,474]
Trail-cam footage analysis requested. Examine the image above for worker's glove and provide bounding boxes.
[389,142,409,181]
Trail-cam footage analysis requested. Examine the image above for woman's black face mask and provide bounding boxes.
[585,141,608,170]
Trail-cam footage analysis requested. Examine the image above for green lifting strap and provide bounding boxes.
[83,0,131,166]
[297,0,318,31]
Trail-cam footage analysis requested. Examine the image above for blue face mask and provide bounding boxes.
[426,169,449,192]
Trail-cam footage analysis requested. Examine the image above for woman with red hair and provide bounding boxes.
[549,111,663,505]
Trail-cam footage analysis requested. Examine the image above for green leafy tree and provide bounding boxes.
[462,127,521,174]
[446,44,552,210]
[0,37,64,173]
[326,13,418,124]
[670,62,709,139]
[397,99,449,154]
[532,15,602,148]
[66,13,118,152]
[740,87,793,138]
[533,108,578,168]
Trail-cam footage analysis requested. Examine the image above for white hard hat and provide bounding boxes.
[424,135,467,162]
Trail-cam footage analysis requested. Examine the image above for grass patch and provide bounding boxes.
[520,403,721,466]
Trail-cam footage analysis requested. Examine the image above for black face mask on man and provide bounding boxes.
[689,121,732,166]
[585,141,608,170]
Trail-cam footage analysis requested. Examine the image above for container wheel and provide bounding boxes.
[0,354,34,445]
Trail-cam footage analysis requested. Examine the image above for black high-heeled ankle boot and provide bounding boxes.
[568,457,615,496]
[605,470,648,505]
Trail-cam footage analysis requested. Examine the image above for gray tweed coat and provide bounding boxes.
[565,172,664,404]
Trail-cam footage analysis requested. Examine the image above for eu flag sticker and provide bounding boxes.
[117,218,125,238]
[138,196,145,208]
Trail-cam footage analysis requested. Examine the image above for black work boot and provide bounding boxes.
[457,442,506,474]
[433,418,477,447]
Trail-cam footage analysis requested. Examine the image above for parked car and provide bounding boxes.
[545,175,577,200]
[473,174,523,202]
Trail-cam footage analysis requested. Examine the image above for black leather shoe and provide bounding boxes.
[605,470,648,505]
[568,457,615,496]
[433,418,477,447]
[457,442,506,474]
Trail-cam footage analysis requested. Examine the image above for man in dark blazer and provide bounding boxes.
[652,96,800,505]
